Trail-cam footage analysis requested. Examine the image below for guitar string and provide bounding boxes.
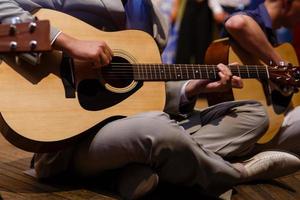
[103,63,292,71]
[94,65,286,80]
[107,63,298,68]
[98,67,281,75]
[100,66,279,72]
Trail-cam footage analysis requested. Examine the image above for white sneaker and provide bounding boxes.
[236,151,300,182]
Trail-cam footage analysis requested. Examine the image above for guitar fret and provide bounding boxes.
[237,65,241,77]
[175,66,180,79]
[152,64,156,80]
[198,65,202,79]
[213,65,217,79]
[179,65,183,79]
[149,64,153,80]
[140,64,144,80]
[246,66,250,78]
[173,65,177,80]
[156,65,161,80]
[146,64,149,80]
[168,64,171,80]
[185,64,189,79]
[191,64,195,79]
[137,64,140,79]
[255,65,260,78]
[158,65,162,80]
[206,65,209,79]
[264,65,270,79]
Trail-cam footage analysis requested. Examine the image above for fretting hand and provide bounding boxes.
[185,63,243,99]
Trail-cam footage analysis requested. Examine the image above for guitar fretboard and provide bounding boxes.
[131,64,269,81]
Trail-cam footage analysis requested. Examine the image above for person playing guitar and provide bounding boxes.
[224,0,300,153]
[0,0,300,199]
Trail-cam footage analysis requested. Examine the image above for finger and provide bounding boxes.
[99,52,111,66]
[218,64,232,78]
[93,52,110,68]
[232,76,243,88]
[207,81,221,90]
[218,71,228,85]
[228,62,240,66]
[93,56,102,68]
[218,67,231,85]
[104,49,113,61]
[101,42,113,60]
[107,45,113,57]
[103,45,113,61]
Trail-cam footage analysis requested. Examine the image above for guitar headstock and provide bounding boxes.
[0,20,51,53]
[268,64,300,87]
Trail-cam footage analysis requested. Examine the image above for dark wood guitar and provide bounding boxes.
[197,38,300,144]
[1,9,299,152]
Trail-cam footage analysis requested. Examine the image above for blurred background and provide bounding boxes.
[153,0,300,64]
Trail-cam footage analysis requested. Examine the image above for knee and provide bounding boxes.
[123,115,194,162]
[92,112,192,161]
[225,15,247,33]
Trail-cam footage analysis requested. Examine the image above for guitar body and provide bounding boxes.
[197,38,300,143]
[0,9,165,152]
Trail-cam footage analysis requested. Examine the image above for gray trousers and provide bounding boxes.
[254,106,300,154]
[66,100,268,192]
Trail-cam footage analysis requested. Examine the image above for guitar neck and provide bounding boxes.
[131,64,270,81]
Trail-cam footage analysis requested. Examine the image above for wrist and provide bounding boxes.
[52,32,75,54]
[185,80,207,99]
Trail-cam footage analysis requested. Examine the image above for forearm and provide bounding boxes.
[225,15,282,65]
[208,0,224,15]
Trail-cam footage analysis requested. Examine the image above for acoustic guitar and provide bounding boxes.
[0,9,299,152]
[197,38,300,144]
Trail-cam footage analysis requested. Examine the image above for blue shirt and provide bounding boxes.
[124,0,152,34]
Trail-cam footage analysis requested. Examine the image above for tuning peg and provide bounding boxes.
[10,41,17,51]
[9,24,17,36]
[29,40,37,50]
[279,61,285,66]
[28,22,37,33]
[11,17,21,24]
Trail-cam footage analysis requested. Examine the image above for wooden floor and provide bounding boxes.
[1,134,300,200]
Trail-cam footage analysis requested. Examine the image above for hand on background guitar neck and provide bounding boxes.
[185,63,243,99]
[53,32,113,68]
[269,61,299,96]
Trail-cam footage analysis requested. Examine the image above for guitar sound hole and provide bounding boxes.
[101,57,133,88]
